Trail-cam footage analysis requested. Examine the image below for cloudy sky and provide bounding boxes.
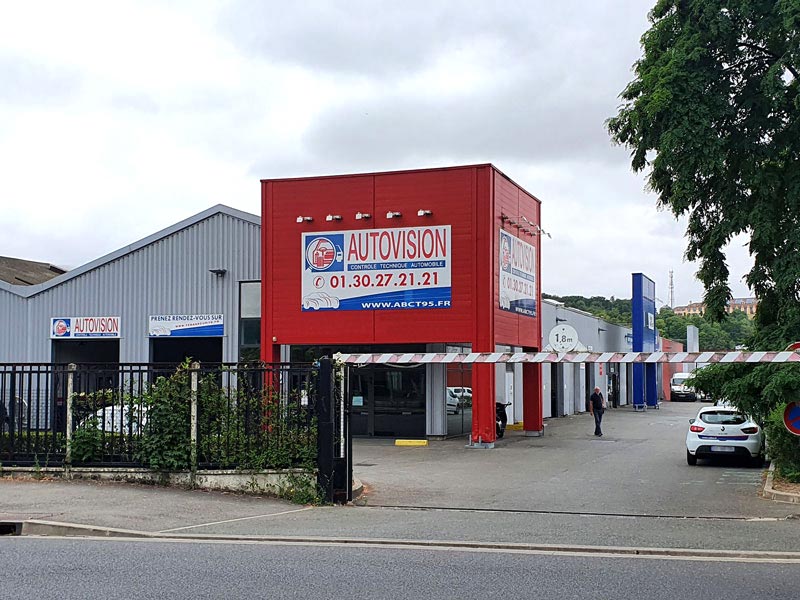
[0,0,753,306]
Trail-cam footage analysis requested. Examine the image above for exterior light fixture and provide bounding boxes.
[386,211,402,219]
[556,317,568,323]
[355,212,371,220]
[417,209,432,217]
[325,214,342,221]
[296,216,313,223]
[209,268,227,277]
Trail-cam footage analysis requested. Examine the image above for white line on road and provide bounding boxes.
[157,507,314,533]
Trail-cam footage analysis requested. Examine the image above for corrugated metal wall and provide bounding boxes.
[2,212,261,363]
[0,289,27,362]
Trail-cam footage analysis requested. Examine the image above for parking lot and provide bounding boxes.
[353,401,790,520]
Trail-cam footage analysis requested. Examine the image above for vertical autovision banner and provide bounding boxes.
[301,226,451,311]
[498,229,537,317]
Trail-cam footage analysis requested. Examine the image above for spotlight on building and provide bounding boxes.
[325,214,342,221]
[355,212,371,220]
[296,216,313,223]
[417,209,432,217]
[386,211,402,219]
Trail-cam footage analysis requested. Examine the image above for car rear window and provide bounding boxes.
[699,411,746,425]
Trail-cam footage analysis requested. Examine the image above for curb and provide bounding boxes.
[10,519,800,561]
[351,477,364,499]
[763,464,800,504]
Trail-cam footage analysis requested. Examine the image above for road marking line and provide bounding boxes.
[157,507,313,533]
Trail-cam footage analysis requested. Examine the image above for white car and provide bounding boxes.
[685,405,765,466]
[448,386,472,400]
[302,292,340,310]
[91,404,148,434]
[446,388,461,415]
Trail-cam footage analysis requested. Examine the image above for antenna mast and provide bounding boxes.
[668,270,674,308]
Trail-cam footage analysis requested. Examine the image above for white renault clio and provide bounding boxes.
[685,405,765,466]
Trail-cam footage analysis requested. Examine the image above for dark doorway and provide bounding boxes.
[291,344,427,439]
[51,340,121,432]
[584,363,594,412]
[52,340,120,364]
[608,366,620,408]
[350,364,426,438]
[150,337,223,364]
[550,363,564,417]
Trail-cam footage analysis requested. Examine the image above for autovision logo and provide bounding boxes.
[53,318,70,337]
[305,235,343,272]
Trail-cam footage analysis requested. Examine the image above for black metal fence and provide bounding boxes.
[1,362,317,469]
[0,363,70,466]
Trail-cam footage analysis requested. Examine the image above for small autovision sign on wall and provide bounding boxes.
[301,226,452,312]
[498,229,536,317]
[51,316,121,339]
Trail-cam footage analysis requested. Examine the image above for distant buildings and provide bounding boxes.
[673,297,758,319]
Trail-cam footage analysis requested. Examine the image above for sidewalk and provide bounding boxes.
[2,403,800,553]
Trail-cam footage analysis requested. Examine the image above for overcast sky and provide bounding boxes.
[0,0,754,306]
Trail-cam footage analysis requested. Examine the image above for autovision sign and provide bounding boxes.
[498,229,536,317]
[301,226,451,311]
[51,316,121,339]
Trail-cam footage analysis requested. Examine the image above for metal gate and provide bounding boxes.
[315,357,352,504]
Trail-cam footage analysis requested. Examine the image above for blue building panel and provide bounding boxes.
[632,273,658,408]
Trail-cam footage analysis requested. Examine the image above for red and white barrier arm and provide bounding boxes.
[334,351,800,365]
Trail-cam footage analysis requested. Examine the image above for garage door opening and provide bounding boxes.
[150,337,223,364]
[52,339,120,364]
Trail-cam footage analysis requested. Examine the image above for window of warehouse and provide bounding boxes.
[239,281,261,362]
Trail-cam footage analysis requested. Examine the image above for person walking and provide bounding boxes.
[589,386,605,437]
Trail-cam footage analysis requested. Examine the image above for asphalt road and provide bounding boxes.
[2,537,798,600]
[354,402,787,519]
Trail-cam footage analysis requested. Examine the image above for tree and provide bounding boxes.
[607,0,800,335]
[609,1,800,479]
[542,293,632,326]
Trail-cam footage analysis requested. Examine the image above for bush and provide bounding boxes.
[136,363,192,471]
[70,417,104,463]
[765,404,800,482]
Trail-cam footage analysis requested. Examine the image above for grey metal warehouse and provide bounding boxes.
[0,205,262,365]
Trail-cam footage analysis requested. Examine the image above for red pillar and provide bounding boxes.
[470,168,496,447]
[523,362,543,436]
[471,362,496,445]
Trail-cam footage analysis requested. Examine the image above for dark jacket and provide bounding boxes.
[590,391,604,412]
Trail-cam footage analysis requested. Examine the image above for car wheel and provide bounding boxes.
[750,454,765,468]
[686,450,697,465]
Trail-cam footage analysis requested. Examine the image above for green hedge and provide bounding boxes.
[765,403,800,482]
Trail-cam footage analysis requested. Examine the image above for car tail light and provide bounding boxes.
[741,426,759,434]
[690,425,705,432]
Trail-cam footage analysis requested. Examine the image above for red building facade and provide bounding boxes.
[261,164,543,444]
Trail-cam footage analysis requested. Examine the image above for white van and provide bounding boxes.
[670,372,697,402]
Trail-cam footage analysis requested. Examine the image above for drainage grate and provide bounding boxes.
[0,522,22,536]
